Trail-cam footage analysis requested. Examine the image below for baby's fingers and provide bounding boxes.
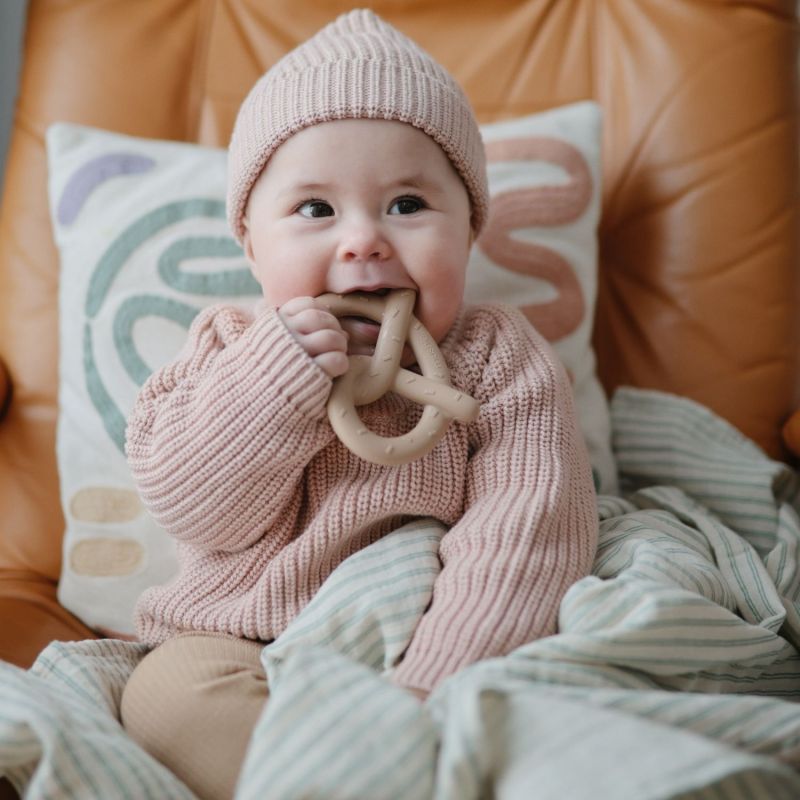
[281,306,343,338]
[276,297,349,377]
[297,328,349,359]
[313,350,350,378]
[302,328,349,378]
[278,295,319,318]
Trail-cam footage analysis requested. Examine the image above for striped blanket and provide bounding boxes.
[3,387,800,799]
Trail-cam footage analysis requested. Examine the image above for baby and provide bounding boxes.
[120,9,598,799]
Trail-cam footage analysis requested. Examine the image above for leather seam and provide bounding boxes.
[185,0,218,141]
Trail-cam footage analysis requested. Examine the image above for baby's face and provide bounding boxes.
[242,118,472,349]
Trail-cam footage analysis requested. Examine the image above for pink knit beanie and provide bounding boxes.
[226,8,488,243]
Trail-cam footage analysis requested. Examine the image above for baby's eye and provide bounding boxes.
[297,200,334,218]
[388,195,427,215]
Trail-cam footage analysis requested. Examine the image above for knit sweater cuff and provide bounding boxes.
[249,305,333,421]
[390,648,471,694]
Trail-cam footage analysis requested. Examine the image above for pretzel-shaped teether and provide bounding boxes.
[318,289,480,466]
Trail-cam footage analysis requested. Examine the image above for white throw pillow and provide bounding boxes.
[47,101,614,636]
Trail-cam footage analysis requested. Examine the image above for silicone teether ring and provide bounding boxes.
[318,289,480,466]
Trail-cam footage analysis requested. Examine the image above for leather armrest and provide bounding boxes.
[783,409,800,461]
[0,779,19,800]
[0,572,97,669]
[0,573,97,800]
[0,358,10,423]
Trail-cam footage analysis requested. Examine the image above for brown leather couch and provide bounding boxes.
[1,0,799,682]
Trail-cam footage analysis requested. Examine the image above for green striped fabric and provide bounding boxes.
[2,387,800,798]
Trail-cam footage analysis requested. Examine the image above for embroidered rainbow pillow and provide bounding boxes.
[46,101,614,636]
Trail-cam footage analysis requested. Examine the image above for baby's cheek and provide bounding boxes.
[419,299,461,344]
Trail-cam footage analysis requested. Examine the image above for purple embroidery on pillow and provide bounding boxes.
[57,153,156,225]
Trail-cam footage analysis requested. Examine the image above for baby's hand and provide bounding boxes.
[277,296,350,378]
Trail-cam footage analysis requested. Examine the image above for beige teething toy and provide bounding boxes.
[318,289,480,466]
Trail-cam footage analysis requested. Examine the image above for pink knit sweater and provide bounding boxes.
[126,301,598,692]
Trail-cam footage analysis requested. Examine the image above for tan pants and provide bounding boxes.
[120,632,268,800]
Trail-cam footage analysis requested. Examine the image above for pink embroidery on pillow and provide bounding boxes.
[478,137,593,342]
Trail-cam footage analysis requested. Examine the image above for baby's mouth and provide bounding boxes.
[342,287,394,298]
[335,289,417,365]
[339,288,392,330]
[344,314,379,326]
[341,315,381,348]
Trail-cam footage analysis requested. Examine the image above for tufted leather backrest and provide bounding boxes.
[0,0,797,588]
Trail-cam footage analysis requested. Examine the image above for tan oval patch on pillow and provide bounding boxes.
[69,487,143,523]
[69,538,145,576]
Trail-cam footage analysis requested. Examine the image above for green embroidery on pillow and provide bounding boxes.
[113,295,200,385]
[158,237,260,296]
[85,198,226,318]
[84,322,127,452]
[83,197,262,452]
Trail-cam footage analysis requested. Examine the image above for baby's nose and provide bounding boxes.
[337,221,391,262]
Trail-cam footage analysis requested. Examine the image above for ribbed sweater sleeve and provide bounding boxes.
[125,303,334,552]
[390,307,598,692]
